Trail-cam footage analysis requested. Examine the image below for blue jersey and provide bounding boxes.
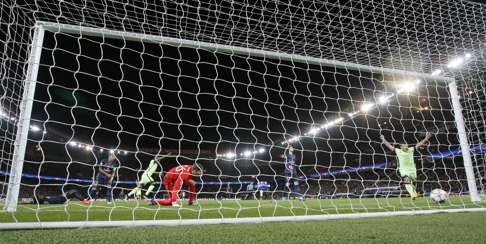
[96,159,119,182]
[284,153,297,176]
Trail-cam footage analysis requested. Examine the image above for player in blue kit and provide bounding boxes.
[284,145,304,200]
[33,189,87,204]
[85,153,119,204]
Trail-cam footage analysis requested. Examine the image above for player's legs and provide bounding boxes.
[127,186,141,198]
[145,184,155,197]
[284,170,292,199]
[141,174,155,198]
[292,179,303,200]
[152,181,180,206]
[106,188,112,203]
[66,189,86,201]
[128,174,154,199]
[151,180,175,206]
[84,177,106,203]
[402,176,418,199]
[152,198,173,205]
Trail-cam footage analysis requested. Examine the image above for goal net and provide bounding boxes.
[1,0,485,228]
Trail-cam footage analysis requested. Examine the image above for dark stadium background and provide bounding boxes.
[1,0,480,198]
[17,30,462,196]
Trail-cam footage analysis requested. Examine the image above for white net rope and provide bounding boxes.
[1,0,485,225]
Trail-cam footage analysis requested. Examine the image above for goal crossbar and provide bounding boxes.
[36,21,453,83]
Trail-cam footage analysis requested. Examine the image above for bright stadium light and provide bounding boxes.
[322,117,344,128]
[447,56,465,69]
[306,127,320,135]
[85,145,93,151]
[109,149,115,154]
[69,141,77,147]
[225,152,235,159]
[29,125,41,132]
[465,53,472,59]
[78,144,84,148]
[289,136,300,143]
[99,148,104,153]
[377,94,393,105]
[431,69,442,76]
[242,150,252,157]
[347,111,359,118]
[396,81,416,94]
[360,102,375,113]
[123,150,128,155]
[258,148,265,153]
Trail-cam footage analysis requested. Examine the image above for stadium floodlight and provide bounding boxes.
[29,125,41,132]
[465,53,472,59]
[258,148,265,153]
[99,148,104,153]
[396,81,417,94]
[431,69,443,76]
[360,102,375,113]
[225,152,235,159]
[68,141,77,147]
[347,111,359,118]
[322,117,344,129]
[377,94,393,105]
[123,151,128,155]
[242,150,252,157]
[306,127,320,135]
[109,149,115,154]
[84,145,93,151]
[289,136,300,143]
[447,56,465,69]
[78,144,84,148]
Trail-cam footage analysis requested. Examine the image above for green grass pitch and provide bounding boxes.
[1,196,485,243]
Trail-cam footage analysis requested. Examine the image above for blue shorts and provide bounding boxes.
[95,175,110,186]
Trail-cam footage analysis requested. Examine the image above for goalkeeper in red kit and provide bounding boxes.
[151,163,202,207]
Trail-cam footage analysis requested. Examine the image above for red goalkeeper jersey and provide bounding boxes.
[152,164,196,205]
[164,165,193,183]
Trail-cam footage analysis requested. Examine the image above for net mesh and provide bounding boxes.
[0,0,485,225]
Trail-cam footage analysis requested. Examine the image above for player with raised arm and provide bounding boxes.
[380,132,433,200]
[283,145,303,200]
[150,163,203,207]
[127,155,166,200]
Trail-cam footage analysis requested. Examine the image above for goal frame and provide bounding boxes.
[1,21,482,228]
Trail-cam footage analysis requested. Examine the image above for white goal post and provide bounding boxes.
[1,20,483,228]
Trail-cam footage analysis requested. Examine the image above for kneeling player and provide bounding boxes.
[151,163,202,207]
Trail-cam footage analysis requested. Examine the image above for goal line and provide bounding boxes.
[1,207,485,230]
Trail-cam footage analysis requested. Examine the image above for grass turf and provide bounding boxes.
[0,195,485,223]
[1,212,486,243]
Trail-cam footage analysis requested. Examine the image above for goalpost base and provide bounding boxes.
[1,208,486,230]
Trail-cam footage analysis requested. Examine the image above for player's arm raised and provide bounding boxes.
[416,132,433,148]
[380,135,395,151]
